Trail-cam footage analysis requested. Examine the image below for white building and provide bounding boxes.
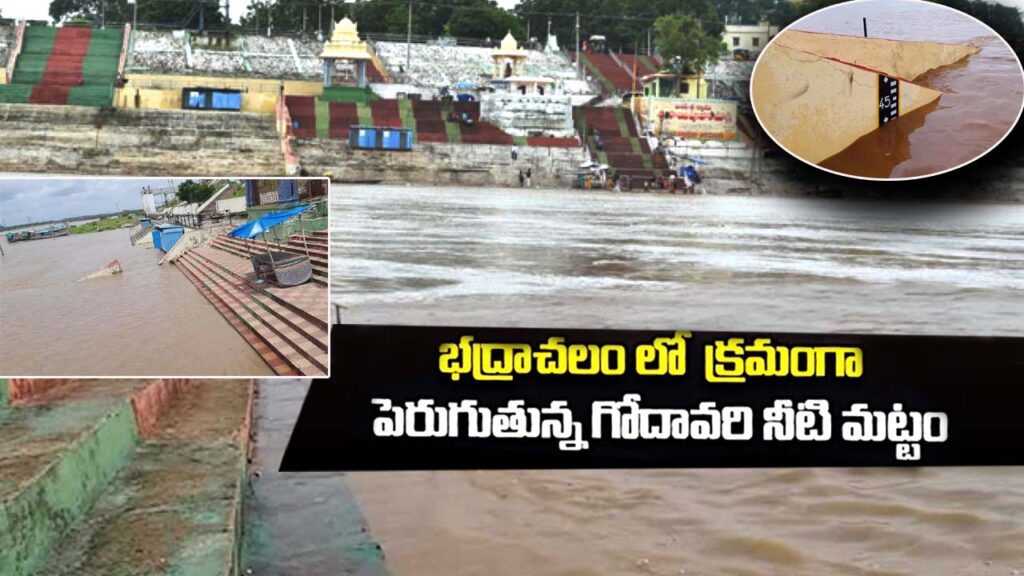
[723,21,779,55]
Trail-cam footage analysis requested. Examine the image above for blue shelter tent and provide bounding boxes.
[227,204,315,286]
[228,204,310,239]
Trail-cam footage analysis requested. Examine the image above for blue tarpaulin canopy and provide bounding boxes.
[228,204,310,240]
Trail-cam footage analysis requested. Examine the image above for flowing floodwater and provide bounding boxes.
[332,185,1024,576]
[0,228,273,376]
[795,0,1024,178]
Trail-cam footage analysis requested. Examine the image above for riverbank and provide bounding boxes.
[68,213,141,235]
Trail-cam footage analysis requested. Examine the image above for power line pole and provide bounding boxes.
[647,27,651,56]
[406,1,412,76]
[546,17,551,42]
[575,11,580,78]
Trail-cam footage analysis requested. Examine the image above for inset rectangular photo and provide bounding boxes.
[0,178,329,377]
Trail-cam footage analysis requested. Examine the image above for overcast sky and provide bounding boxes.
[0,0,521,23]
[0,179,184,226]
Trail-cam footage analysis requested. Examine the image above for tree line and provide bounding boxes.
[42,0,1024,57]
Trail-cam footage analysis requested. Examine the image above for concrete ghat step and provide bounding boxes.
[0,380,152,576]
[188,250,328,350]
[40,381,254,576]
[242,380,389,576]
[211,238,328,285]
[215,236,329,270]
[177,255,323,376]
[195,247,329,332]
[175,256,299,376]
[186,253,328,368]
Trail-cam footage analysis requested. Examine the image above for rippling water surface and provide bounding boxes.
[0,229,273,375]
[332,186,1024,576]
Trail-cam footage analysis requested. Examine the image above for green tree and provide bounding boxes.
[654,13,723,93]
[447,4,525,40]
[177,180,218,204]
[50,0,225,28]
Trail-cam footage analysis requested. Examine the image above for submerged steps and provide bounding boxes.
[752,30,980,165]
[174,245,327,376]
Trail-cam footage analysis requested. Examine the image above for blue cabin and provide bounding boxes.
[152,224,185,252]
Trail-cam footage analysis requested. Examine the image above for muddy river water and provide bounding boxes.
[0,228,272,376]
[332,185,1024,576]
[799,0,1024,178]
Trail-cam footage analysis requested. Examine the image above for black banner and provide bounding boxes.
[281,325,1024,471]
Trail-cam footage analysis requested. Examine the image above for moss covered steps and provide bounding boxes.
[0,380,252,576]
[40,382,254,576]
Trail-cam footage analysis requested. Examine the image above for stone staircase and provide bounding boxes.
[575,105,671,184]
[211,231,329,286]
[0,104,285,175]
[0,26,123,107]
[0,379,391,576]
[174,240,328,377]
[0,379,253,576]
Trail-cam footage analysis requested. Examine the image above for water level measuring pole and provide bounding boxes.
[863,18,868,38]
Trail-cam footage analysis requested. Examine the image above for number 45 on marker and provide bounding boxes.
[878,75,899,126]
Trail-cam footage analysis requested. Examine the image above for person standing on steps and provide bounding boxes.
[525,168,532,188]
[511,145,519,161]
[518,170,525,187]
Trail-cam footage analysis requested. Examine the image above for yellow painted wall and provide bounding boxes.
[774,30,979,81]
[0,69,7,84]
[752,42,940,164]
[114,74,323,113]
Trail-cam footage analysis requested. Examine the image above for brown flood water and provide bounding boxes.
[799,1,1024,178]
[0,228,273,376]
[336,186,1024,576]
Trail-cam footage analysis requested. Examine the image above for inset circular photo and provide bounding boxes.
[750,0,1024,180]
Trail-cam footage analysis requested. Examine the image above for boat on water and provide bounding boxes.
[4,222,70,243]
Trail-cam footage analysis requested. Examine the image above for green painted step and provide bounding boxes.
[0,381,149,576]
[356,102,373,126]
[578,52,615,94]
[316,98,330,139]
[79,29,123,86]
[0,85,34,104]
[321,86,379,104]
[613,107,632,139]
[639,55,659,74]
[12,27,57,85]
[67,85,115,107]
[397,99,416,131]
[40,382,252,576]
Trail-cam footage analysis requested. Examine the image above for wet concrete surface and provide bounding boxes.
[242,379,389,576]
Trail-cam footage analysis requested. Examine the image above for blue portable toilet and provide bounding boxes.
[356,126,377,149]
[140,217,151,229]
[154,224,184,252]
[381,129,401,150]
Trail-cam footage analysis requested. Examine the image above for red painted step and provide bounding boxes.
[28,27,94,105]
